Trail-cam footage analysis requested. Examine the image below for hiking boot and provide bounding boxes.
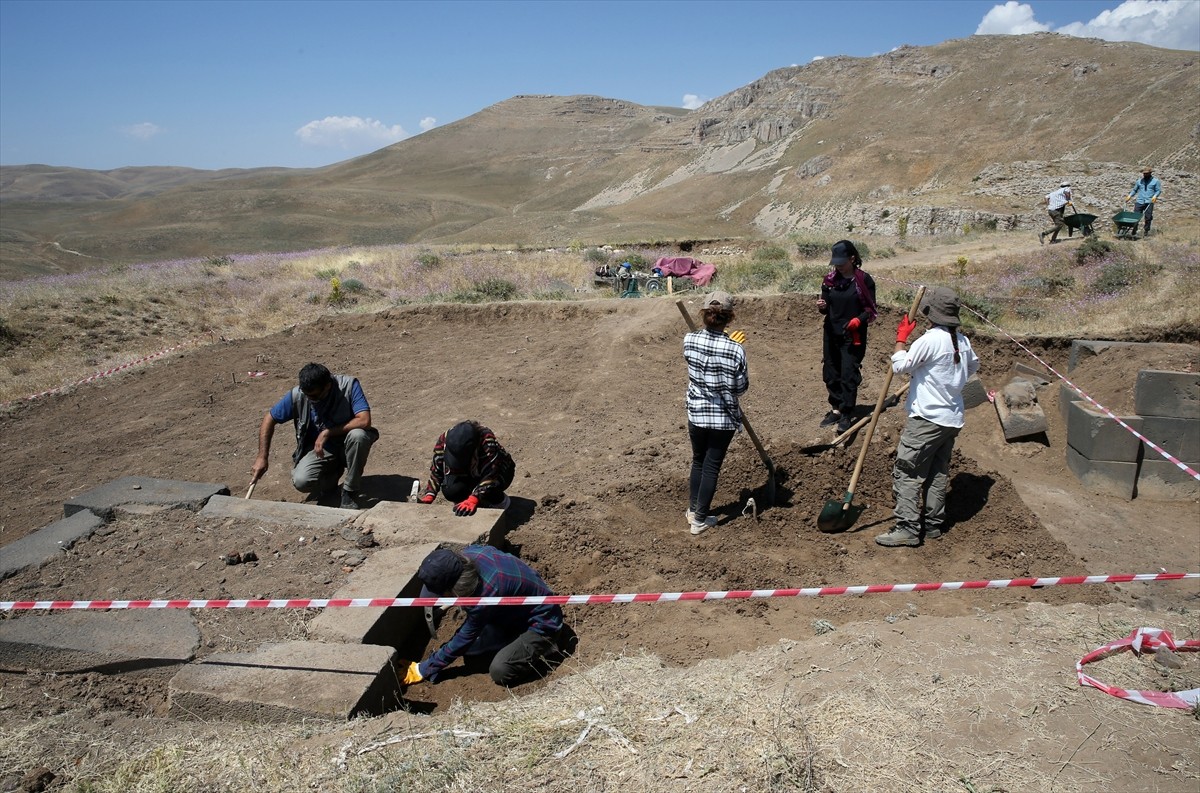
[925,526,944,540]
[687,511,718,535]
[836,415,854,433]
[875,528,920,547]
[339,489,371,510]
[820,409,841,427]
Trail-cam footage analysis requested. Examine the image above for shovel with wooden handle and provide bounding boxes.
[817,286,926,533]
[676,300,777,506]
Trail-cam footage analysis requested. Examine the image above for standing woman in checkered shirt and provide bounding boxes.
[683,291,749,536]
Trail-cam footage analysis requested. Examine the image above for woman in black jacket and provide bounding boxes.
[816,240,877,433]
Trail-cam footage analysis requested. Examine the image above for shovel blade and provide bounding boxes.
[817,495,867,533]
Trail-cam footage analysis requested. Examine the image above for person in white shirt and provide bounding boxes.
[877,287,981,548]
[1039,181,1073,245]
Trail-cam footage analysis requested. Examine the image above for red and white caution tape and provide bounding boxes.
[2,335,211,409]
[2,572,1195,611]
[1077,627,1200,709]
[876,275,1200,481]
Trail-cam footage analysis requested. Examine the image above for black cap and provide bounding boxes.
[443,421,476,472]
[830,241,853,267]
[418,548,464,598]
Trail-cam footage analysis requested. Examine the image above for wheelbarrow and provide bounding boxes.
[1062,206,1097,237]
[1112,209,1143,239]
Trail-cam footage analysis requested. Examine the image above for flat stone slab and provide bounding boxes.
[64,476,229,520]
[0,510,104,581]
[1139,415,1200,464]
[1135,370,1200,419]
[351,500,507,547]
[1066,445,1136,500]
[168,641,399,722]
[995,380,1048,441]
[308,544,438,645]
[0,610,199,673]
[200,495,356,528]
[1065,400,1143,463]
[1138,459,1200,501]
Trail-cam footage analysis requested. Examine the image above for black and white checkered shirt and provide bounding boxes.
[684,329,749,430]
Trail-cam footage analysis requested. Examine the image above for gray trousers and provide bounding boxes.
[291,427,378,494]
[892,416,960,536]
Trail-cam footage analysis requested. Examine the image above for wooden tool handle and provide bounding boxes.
[843,286,927,502]
[245,481,257,500]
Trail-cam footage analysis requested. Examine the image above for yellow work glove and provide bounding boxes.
[725,329,746,345]
[402,661,424,686]
[1151,196,1157,203]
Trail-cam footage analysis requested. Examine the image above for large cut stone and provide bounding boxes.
[0,610,199,672]
[199,495,356,529]
[0,511,104,581]
[64,477,228,520]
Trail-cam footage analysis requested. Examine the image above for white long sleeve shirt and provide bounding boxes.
[891,326,981,428]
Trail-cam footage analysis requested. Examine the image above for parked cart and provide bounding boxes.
[1062,206,1097,237]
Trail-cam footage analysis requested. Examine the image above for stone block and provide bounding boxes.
[1138,416,1200,464]
[1137,459,1200,501]
[0,510,105,581]
[995,379,1048,441]
[0,610,199,672]
[1068,339,1138,372]
[200,495,356,529]
[168,641,399,722]
[1135,370,1200,419]
[1013,363,1051,387]
[351,500,505,547]
[64,477,229,520]
[962,373,988,410]
[308,544,438,646]
[1065,400,1143,463]
[1066,445,1137,500]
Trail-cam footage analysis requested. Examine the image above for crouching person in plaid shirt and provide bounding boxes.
[402,546,578,688]
[683,291,749,536]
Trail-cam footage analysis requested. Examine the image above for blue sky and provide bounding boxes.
[1,0,1196,171]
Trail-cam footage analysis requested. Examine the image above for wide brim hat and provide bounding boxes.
[920,286,961,328]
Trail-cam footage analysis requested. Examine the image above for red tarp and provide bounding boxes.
[653,257,716,287]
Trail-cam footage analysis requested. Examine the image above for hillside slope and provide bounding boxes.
[1,33,1197,278]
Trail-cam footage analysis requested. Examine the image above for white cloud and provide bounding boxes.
[976,2,1050,34]
[811,55,825,61]
[419,116,437,132]
[295,116,407,149]
[682,93,708,110]
[122,122,162,140]
[1056,0,1200,51]
[977,1,1199,49]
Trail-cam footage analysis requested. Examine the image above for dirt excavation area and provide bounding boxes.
[0,295,1198,791]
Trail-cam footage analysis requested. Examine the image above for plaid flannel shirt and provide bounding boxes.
[684,328,749,430]
[420,545,562,679]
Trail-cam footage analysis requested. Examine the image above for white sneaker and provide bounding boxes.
[686,511,717,535]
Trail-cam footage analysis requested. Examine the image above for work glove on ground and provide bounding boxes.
[896,316,919,344]
[454,495,480,517]
[724,329,746,345]
[402,661,424,686]
[418,493,435,504]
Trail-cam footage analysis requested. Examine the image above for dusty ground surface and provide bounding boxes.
[1,292,1198,789]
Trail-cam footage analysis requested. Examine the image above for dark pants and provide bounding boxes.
[441,466,515,504]
[688,422,735,520]
[464,624,578,687]
[1134,201,1154,235]
[1043,208,1066,242]
[822,331,866,414]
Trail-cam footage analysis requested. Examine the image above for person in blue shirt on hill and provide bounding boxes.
[250,362,378,509]
[403,545,577,687]
[1126,166,1162,237]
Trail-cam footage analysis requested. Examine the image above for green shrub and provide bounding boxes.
[1090,261,1137,295]
[532,289,571,301]
[1075,236,1113,265]
[205,255,234,268]
[340,278,367,293]
[314,267,339,280]
[958,291,1001,324]
[475,277,518,301]
[0,316,19,350]
[415,251,441,269]
[983,218,998,231]
[884,288,915,311]
[779,265,828,293]
[898,216,909,239]
[719,259,792,291]
[792,235,831,260]
[875,246,897,259]
[881,209,891,219]
[623,253,650,268]
[753,244,789,262]
[584,247,610,264]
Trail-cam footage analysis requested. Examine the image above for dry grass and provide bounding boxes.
[2,602,1196,792]
[3,232,1199,407]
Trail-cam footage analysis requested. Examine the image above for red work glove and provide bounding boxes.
[453,495,479,517]
[896,315,919,344]
[418,493,435,504]
[846,317,862,346]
